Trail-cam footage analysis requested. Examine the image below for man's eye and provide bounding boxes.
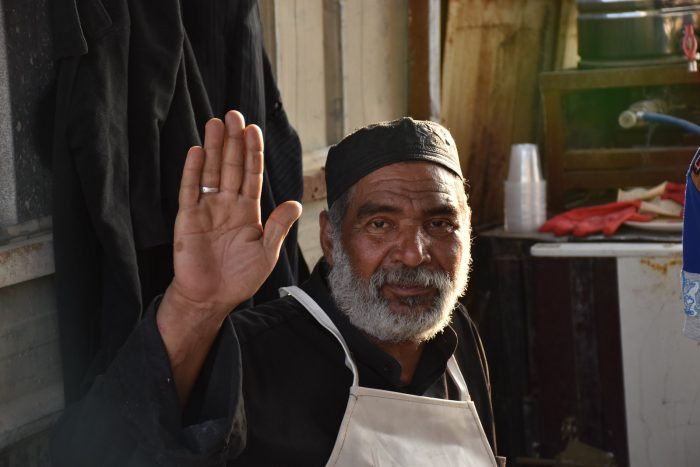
[365,219,394,235]
[426,220,455,233]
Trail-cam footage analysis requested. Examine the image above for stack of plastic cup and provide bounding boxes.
[504,144,547,232]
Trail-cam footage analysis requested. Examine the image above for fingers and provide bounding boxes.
[179,146,205,207]
[195,112,264,200]
[221,111,246,193]
[201,118,225,189]
[263,201,303,258]
[241,124,265,200]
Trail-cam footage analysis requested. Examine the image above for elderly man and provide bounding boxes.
[53,112,501,466]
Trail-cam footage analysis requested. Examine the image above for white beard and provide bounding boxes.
[327,234,470,344]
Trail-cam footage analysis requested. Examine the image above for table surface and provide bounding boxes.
[478,225,681,244]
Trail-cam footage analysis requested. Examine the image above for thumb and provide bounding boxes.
[262,200,303,257]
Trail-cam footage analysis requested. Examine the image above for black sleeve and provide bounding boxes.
[51,303,246,467]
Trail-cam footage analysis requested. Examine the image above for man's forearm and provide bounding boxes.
[157,285,236,407]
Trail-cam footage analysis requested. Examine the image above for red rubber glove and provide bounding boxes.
[539,201,654,237]
[661,182,686,206]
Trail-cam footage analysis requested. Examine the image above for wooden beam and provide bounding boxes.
[408,0,441,120]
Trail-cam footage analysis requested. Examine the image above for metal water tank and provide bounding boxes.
[577,0,700,67]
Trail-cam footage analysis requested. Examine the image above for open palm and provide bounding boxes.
[169,111,302,314]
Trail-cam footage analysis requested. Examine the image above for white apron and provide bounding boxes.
[280,286,499,467]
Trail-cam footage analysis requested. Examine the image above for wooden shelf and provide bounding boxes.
[540,65,700,209]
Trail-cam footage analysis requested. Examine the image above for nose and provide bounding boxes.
[390,225,431,267]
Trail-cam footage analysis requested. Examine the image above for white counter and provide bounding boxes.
[532,242,699,467]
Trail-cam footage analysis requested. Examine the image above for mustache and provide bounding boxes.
[368,266,452,293]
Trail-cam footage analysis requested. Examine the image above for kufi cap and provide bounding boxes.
[325,117,463,207]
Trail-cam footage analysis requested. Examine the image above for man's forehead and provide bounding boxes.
[354,161,463,190]
[347,162,467,213]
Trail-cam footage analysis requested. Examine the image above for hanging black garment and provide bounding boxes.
[180,0,307,305]
[50,0,305,403]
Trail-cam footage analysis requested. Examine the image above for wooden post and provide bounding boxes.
[441,0,561,225]
[408,0,441,121]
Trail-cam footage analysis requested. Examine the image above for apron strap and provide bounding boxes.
[280,286,360,387]
[447,356,471,402]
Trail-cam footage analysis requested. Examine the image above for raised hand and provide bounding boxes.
[157,111,302,404]
[169,111,302,313]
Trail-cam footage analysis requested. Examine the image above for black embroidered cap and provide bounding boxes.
[324,117,463,208]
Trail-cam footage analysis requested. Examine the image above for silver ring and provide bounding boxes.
[200,186,219,194]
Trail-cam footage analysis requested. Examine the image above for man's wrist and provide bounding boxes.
[161,284,233,325]
[156,285,234,368]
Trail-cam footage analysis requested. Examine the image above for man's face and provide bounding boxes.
[322,161,471,343]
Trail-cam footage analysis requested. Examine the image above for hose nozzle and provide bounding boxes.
[618,110,640,129]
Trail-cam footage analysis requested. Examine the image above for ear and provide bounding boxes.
[319,210,335,266]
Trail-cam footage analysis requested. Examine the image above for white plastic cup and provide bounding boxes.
[507,144,543,183]
[504,144,546,232]
[504,181,547,232]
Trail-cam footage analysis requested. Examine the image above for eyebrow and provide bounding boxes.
[355,202,460,219]
[356,202,401,219]
[425,205,460,218]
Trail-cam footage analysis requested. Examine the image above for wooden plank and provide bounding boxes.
[341,0,408,132]
[323,0,344,143]
[562,168,686,189]
[540,65,700,92]
[563,147,695,170]
[268,0,330,267]
[408,0,440,120]
[258,0,277,77]
[554,0,578,70]
[542,86,567,211]
[273,0,327,152]
[441,0,560,225]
